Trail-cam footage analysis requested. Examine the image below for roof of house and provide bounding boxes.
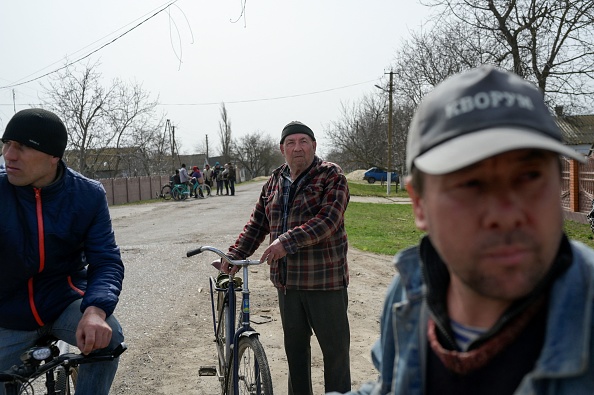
[557,115,594,145]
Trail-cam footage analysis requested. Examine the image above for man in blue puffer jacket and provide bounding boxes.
[0,108,124,395]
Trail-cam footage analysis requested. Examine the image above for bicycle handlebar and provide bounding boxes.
[0,342,127,383]
[186,246,261,266]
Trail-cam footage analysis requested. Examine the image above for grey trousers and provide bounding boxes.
[277,288,351,395]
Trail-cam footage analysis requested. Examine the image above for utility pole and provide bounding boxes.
[172,125,179,168]
[164,119,174,172]
[387,71,394,195]
[375,71,395,195]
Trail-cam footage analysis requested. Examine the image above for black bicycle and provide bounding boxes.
[0,337,127,395]
[187,246,273,394]
[157,183,173,200]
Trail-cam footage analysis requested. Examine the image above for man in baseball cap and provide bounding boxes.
[407,65,584,174]
[0,108,125,394]
[343,66,594,395]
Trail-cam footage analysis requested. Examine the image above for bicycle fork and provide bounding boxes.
[229,273,264,395]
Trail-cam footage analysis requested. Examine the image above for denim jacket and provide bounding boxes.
[346,240,594,395]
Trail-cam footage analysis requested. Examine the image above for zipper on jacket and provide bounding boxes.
[29,188,45,327]
[68,276,85,296]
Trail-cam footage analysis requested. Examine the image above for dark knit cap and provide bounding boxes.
[2,108,68,158]
[280,121,316,144]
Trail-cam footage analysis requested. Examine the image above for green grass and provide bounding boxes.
[345,193,594,256]
[563,220,594,248]
[348,182,410,198]
[345,202,423,255]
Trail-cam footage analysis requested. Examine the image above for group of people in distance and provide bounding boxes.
[174,161,237,198]
[2,65,594,395]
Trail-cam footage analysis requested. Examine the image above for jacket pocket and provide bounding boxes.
[298,185,324,215]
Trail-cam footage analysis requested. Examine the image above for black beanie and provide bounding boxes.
[2,108,68,158]
[280,121,316,144]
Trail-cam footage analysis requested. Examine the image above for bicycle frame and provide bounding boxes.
[188,246,268,394]
[212,266,262,393]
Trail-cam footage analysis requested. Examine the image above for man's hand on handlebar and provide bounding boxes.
[211,258,240,275]
[76,306,113,355]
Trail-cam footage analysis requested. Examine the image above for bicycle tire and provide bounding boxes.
[69,366,78,393]
[55,366,71,394]
[196,184,210,199]
[226,336,273,395]
[55,341,78,394]
[172,186,183,201]
[215,290,233,393]
[160,185,172,200]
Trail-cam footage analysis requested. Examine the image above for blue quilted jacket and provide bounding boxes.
[0,162,124,330]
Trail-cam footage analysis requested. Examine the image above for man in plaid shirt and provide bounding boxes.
[223,120,351,394]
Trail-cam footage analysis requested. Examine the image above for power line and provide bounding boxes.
[0,0,178,90]
[0,78,380,108]
[157,79,378,106]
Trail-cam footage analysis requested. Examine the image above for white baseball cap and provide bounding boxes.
[407,66,585,175]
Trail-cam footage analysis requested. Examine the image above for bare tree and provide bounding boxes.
[218,103,233,163]
[422,0,594,111]
[107,81,160,176]
[118,113,167,177]
[42,61,165,177]
[326,94,391,170]
[392,21,487,107]
[43,60,115,176]
[233,132,282,178]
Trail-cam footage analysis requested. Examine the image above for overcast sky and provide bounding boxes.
[0,1,433,156]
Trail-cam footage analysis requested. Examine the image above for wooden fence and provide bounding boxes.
[99,175,170,206]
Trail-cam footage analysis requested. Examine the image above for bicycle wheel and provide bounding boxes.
[172,187,183,201]
[55,341,78,394]
[69,366,78,392]
[160,185,172,200]
[216,297,229,391]
[55,366,72,394]
[227,336,273,395]
[198,184,211,198]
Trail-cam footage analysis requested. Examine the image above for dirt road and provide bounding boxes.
[108,181,396,394]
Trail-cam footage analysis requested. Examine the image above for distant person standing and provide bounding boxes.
[179,163,191,192]
[190,166,203,198]
[222,164,230,195]
[214,162,224,196]
[227,163,236,196]
[203,164,213,189]
[191,166,203,183]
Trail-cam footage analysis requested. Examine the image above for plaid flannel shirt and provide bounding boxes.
[228,156,350,290]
